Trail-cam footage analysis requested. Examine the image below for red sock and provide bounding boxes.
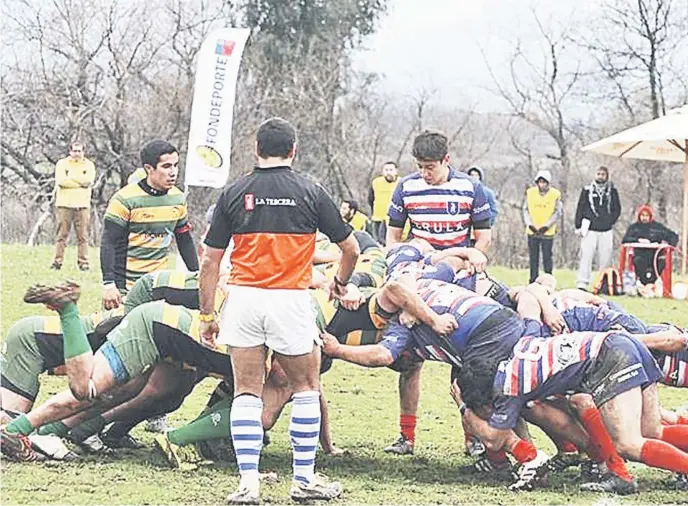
[641,440,688,473]
[677,415,688,425]
[486,448,508,463]
[400,414,416,443]
[559,440,579,453]
[661,425,688,451]
[579,407,633,481]
[511,439,537,463]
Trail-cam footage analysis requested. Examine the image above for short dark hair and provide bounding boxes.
[383,161,397,167]
[256,117,296,159]
[342,199,359,213]
[69,141,84,151]
[141,140,178,168]
[412,131,448,162]
[456,356,501,410]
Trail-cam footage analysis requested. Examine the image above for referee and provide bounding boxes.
[199,117,359,505]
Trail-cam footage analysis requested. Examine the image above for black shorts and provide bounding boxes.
[581,333,662,407]
[462,308,525,366]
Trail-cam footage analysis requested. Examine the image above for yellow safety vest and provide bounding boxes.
[526,186,560,236]
[371,176,398,221]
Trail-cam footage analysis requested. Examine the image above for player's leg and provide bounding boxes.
[385,363,422,455]
[269,289,341,501]
[0,350,119,462]
[600,387,688,474]
[641,383,688,452]
[23,281,95,400]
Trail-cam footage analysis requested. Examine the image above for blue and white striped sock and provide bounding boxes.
[290,390,321,485]
[230,394,264,483]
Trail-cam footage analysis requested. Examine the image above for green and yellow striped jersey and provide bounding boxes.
[104,183,189,291]
[321,247,387,288]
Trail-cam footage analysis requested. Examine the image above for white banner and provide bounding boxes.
[185,28,250,188]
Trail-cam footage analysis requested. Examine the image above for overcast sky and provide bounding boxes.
[353,0,601,111]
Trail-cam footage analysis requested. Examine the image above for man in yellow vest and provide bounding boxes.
[523,170,562,283]
[340,200,369,231]
[367,161,398,245]
[51,142,96,271]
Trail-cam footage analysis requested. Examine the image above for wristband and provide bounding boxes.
[199,313,216,323]
[103,282,116,289]
[334,276,347,287]
[459,402,467,416]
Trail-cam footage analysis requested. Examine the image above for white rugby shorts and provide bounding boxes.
[217,285,318,356]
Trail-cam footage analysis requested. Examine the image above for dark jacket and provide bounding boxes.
[622,205,679,246]
[574,183,621,232]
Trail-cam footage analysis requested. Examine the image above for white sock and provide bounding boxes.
[230,395,263,487]
[290,390,321,485]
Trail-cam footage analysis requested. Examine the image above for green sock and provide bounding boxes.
[6,414,34,436]
[196,382,233,420]
[168,403,231,446]
[68,415,106,443]
[60,302,91,359]
[37,421,70,437]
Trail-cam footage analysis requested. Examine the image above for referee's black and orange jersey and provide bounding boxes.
[204,166,352,289]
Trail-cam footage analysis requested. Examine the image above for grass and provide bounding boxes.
[1,244,687,505]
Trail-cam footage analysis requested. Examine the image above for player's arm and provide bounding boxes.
[556,288,606,305]
[378,278,457,336]
[523,283,566,333]
[322,321,412,367]
[199,195,233,345]
[101,197,130,309]
[635,332,688,353]
[427,246,487,272]
[316,185,359,297]
[174,205,199,271]
[321,333,395,367]
[385,182,407,246]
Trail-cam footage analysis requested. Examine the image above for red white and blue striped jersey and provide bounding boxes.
[655,349,688,388]
[489,332,609,429]
[387,169,491,249]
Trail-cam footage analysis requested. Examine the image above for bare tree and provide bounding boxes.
[483,12,584,266]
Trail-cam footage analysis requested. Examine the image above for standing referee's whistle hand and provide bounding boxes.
[200,320,219,349]
[102,285,123,310]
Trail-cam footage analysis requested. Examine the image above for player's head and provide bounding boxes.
[595,166,609,184]
[340,200,359,221]
[456,356,501,410]
[256,117,297,163]
[69,141,85,161]
[535,273,557,294]
[141,140,179,191]
[412,130,450,186]
[637,204,654,223]
[381,161,398,182]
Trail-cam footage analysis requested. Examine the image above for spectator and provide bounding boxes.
[386,130,492,251]
[622,204,678,285]
[340,199,369,231]
[574,166,621,290]
[368,161,399,244]
[51,142,96,271]
[467,166,499,225]
[522,170,562,283]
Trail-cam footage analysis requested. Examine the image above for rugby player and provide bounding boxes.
[0,281,233,462]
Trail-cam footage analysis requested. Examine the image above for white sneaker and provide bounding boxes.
[29,433,78,461]
[290,473,342,501]
[227,478,260,505]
